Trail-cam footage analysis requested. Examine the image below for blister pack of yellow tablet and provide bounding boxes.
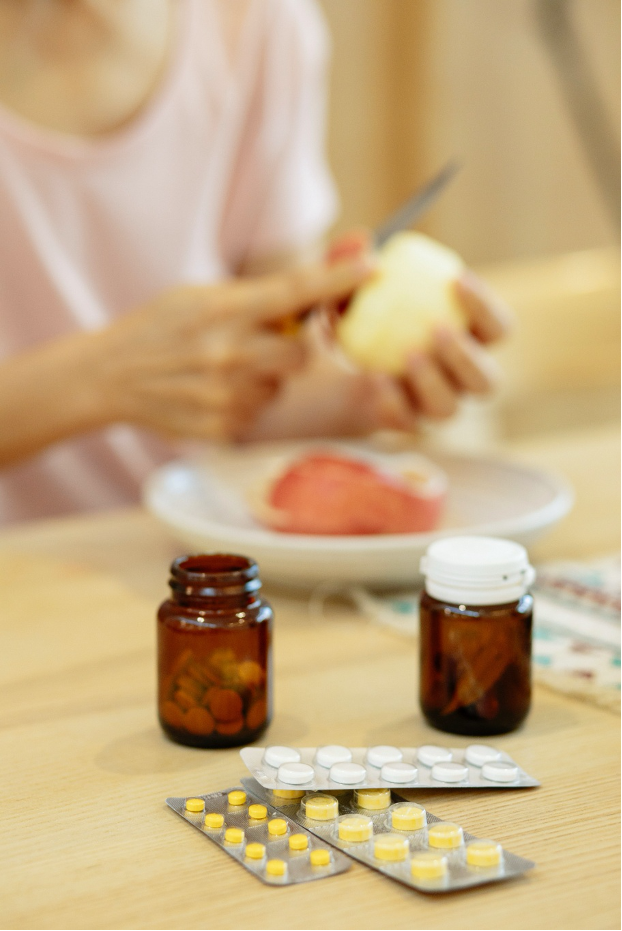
[166,787,350,885]
[240,743,539,791]
[241,778,534,893]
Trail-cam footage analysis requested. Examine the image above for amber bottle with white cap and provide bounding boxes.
[419,536,535,736]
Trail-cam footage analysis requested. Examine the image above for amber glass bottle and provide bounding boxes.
[419,536,534,737]
[157,554,272,748]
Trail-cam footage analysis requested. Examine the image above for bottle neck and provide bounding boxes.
[424,578,531,607]
[168,554,262,610]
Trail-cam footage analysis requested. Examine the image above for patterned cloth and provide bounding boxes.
[333,556,621,714]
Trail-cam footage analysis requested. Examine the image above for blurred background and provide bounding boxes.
[319,0,620,446]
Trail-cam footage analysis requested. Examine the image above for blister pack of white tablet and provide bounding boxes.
[241,778,535,893]
[240,743,539,791]
[166,786,350,885]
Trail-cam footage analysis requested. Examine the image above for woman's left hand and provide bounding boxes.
[326,230,512,431]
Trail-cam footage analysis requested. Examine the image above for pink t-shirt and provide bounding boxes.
[0,0,337,524]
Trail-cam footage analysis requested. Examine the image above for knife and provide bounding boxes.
[374,160,460,247]
[274,160,459,334]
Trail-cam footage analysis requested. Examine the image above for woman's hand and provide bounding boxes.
[328,230,512,431]
[90,258,379,441]
[0,255,373,466]
[245,231,512,442]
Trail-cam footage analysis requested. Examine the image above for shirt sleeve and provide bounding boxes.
[221,0,339,266]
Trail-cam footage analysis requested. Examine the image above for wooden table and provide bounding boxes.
[0,425,619,930]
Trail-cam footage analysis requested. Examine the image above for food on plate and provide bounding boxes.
[335,231,466,374]
[249,449,447,535]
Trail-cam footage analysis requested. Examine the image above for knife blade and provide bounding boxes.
[272,160,460,335]
[374,160,460,247]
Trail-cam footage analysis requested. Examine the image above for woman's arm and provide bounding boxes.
[0,329,107,467]
[0,254,372,468]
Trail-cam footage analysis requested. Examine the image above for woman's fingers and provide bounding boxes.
[230,253,377,326]
[433,326,501,394]
[132,368,284,410]
[107,308,307,440]
[129,372,281,435]
[326,227,373,264]
[126,332,307,378]
[364,373,420,431]
[239,333,308,374]
[402,353,459,420]
[368,329,501,429]
[453,270,513,344]
[128,393,225,439]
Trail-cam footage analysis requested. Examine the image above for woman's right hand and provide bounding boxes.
[0,254,373,469]
[89,256,374,441]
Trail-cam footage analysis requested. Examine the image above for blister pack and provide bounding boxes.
[241,778,535,893]
[240,743,539,791]
[166,787,350,885]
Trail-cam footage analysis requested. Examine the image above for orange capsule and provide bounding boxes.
[184,707,215,735]
[201,686,219,708]
[170,648,193,677]
[237,661,265,689]
[176,676,204,701]
[246,699,267,731]
[209,688,244,723]
[160,700,185,729]
[186,662,214,687]
[208,648,237,673]
[215,717,244,736]
[173,690,197,711]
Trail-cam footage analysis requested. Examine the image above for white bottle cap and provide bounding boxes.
[420,536,535,606]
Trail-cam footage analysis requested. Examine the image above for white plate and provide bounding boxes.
[143,438,573,588]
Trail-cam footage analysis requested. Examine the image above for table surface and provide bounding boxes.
[0,425,619,931]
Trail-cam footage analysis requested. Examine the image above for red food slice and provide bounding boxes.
[260,451,445,535]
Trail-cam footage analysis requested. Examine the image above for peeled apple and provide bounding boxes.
[336,232,467,375]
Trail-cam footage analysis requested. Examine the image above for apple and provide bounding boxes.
[249,449,447,535]
[335,231,467,375]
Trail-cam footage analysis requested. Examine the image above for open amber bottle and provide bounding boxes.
[419,536,534,737]
[157,554,272,748]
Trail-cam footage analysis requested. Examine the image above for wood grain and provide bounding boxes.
[0,426,619,930]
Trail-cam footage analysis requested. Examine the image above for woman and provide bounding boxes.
[0,0,508,522]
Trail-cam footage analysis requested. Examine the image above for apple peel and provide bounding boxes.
[247,449,447,535]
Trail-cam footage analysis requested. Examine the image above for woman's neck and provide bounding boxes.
[0,0,175,136]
